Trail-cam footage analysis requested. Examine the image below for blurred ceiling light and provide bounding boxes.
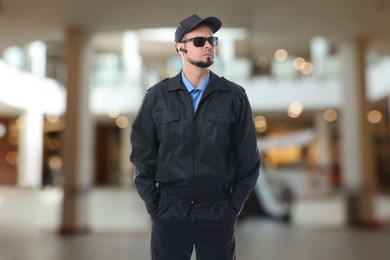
[367,110,382,123]
[116,116,129,128]
[48,155,63,170]
[288,102,303,118]
[46,114,60,123]
[254,116,267,132]
[274,49,288,62]
[107,106,120,118]
[256,56,270,69]
[0,123,6,138]
[5,151,17,166]
[300,62,314,75]
[293,57,306,70]
[323,109,338,122]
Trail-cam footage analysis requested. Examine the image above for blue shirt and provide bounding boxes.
[181,71,210,113]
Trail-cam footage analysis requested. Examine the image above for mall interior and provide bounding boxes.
[1,0,390,259]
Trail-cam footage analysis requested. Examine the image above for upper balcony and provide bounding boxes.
[0,34,389,122]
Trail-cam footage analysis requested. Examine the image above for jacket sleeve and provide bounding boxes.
[231,90,261,214]
[130,93,160,215]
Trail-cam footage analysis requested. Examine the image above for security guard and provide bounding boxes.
[130,14,261,260]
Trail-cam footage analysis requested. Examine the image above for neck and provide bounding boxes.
[183,65,209,88]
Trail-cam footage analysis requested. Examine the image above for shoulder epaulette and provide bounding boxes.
[221,77,246,93]
[145,86,153,95]
[145,77,170,95]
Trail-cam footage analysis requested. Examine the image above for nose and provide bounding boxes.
[204,40,213,49]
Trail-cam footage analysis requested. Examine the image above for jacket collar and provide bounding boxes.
[166,70,229,92]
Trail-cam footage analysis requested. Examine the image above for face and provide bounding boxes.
[177,25,216,69]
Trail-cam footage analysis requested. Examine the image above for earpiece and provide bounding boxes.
[179,48,187,53]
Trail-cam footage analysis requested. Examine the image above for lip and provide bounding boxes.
[203,52,214,57]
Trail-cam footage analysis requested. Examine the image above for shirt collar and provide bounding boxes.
[181,70,210,93]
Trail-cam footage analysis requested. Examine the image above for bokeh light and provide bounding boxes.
[324,109,338,122]
[254,116,268,132]
[5,151,17,166]
[288,102,304,118]
[274,49,288,62]
[292,57,306,70]
[116,115,129,128]
[367,110,382,123]
[301,62,314,75]
[107,106,121,118]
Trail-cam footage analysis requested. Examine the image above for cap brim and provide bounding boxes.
[200,16,222,33]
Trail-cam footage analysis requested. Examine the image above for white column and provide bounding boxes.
[17,41,47,188]
[310,36,329,79]
[121,32,141,188]
[17,109,44,188]
[339,38,376,226]
[219,37,235,77]
[123,31,142,86]
[217,29,250,79]
[339,40,364,190]
[60,28,94,234]
[27,41,47,78]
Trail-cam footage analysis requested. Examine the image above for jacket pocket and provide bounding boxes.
[206,109,235,145]
[152,108,180,146]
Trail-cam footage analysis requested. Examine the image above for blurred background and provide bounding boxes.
[0,0,390,259]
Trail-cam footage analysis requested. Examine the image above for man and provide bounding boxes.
[130,14,260,260]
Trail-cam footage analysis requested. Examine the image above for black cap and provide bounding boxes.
[175,14,222,43]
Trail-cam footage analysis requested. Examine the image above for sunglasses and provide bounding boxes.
[180,37,218,47]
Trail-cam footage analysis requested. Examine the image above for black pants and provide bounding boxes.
[150,193,238,260]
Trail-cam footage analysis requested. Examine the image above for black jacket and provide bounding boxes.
[130,71,260,217]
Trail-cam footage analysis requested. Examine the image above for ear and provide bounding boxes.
[175,42,182,52]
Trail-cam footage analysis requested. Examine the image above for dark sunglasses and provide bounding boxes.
[180,37,218,47]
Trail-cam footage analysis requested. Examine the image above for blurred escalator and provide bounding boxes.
[239,166,294,223]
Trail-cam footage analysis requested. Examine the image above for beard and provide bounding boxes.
[187,56,214,69]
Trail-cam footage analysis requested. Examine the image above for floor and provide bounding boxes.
[1,170,390,260]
